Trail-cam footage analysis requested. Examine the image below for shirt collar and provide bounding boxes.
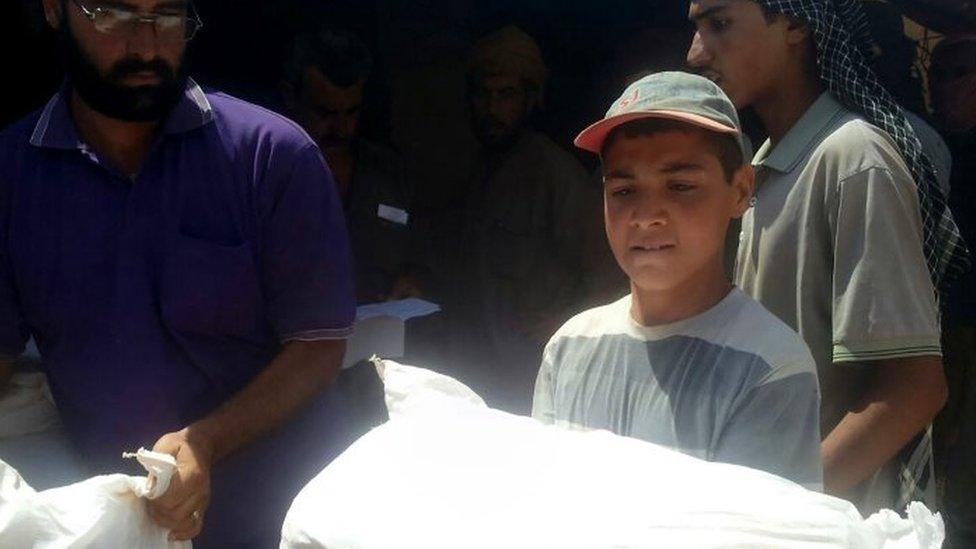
[753,92,846,173]
[30,77,214,150]
[161,78,214,134]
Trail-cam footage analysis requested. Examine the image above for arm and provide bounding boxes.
[149,142,356,541]
[824,163,944,495]
[147,339,346,540]
[821,355,947,495]
[184,339,344,462]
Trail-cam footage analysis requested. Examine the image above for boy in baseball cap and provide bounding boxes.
[532,72,823,488]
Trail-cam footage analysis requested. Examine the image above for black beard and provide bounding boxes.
[59,26,186,122]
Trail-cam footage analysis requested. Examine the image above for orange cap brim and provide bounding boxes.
[574,110,739,154]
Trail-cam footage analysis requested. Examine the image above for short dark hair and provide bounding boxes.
[756,2,780,24]
[285,29,373,90]
[600,118,744,181]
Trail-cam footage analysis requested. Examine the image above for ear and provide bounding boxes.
[784,16,811,47]
[730,164,755,219]
[43,0,64,30]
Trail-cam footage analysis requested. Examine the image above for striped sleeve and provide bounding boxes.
[830,165,941,364]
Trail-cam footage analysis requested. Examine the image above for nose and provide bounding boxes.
[487,94,507,120]
[686,31,711,69]
[126,21,160,61]
[631,197,669,229]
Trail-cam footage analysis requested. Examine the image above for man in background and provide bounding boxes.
[438,26,604,413]
[283,28,422,304]
[863,0,952,195]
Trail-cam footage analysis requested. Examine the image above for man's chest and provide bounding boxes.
[6,149,261,338]
[737,168,833,288]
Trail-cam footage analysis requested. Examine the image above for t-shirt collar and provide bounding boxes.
[30,77,214,150]
[753,92,845,173]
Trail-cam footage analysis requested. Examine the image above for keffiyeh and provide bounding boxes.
[760,0,970,293]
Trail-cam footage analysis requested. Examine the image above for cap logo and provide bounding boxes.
[617,87,640,111]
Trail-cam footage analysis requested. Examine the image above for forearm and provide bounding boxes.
[821,355,947,494]
[186,339,346,463]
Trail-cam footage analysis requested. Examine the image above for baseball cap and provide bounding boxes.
[575,71,748,160]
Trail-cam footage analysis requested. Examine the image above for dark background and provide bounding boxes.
[1,0,695,213]
[4,0,968,213]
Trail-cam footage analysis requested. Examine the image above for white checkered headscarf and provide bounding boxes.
[760,0,970,293]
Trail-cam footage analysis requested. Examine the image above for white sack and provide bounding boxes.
[281,359,945,549]
[0,371,89,491]
[0,448,189,549]
[0,372,60,439]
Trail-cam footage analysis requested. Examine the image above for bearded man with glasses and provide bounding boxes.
[0,1,358,546]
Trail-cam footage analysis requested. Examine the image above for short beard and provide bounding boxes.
[59,24,186,122]
[472,117,523,152]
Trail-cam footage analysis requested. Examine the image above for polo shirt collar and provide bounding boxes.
[162,78,214,134]
[30,77,214,150]
[29,81,78,150]
[753,92,846,173]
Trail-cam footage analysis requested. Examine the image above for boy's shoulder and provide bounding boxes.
[549,295,631,343]
[718,291,817,380]
[546,291,815,381]
[546,294,630,351]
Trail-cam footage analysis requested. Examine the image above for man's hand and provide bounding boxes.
[387,275,424,301]
[146,428,215,542]
[142,339,345,540]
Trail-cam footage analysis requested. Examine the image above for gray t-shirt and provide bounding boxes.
[532,289,823,490]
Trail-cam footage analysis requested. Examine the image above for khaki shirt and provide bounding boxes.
[445,130,603,412]
[735,93,941,511]
[345,140,415,304]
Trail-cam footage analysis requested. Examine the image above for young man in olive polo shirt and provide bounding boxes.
[687,0,967,513]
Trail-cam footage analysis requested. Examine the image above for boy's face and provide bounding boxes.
[686,0,793,109]
[602,129,752,293]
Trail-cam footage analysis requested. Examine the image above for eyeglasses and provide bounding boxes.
[71,0,203,43]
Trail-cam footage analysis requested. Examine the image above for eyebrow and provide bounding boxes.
[91,1,138,9]
[602,169,635,182]
[93,0,188,11]
[659,162,705,174]
[156,0,189,10]
[689,4,729,22]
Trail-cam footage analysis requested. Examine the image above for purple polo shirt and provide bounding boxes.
[0,80,356,471]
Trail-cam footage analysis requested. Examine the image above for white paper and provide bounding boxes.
[355,298,440,322]
[342,300,440,369]
[342,315,405,369]
[377,204,409,225]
